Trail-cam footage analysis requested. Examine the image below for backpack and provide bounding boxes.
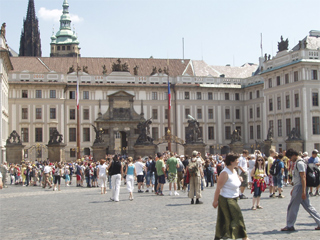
[297,160,320,187]
[270,159,280,176]
[188,161,199,176]
[151,160,156,173]
[85,167,90,177]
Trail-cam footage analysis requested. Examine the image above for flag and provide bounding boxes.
[168,79,171,110]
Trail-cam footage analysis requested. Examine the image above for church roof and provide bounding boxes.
[9,57,194,77]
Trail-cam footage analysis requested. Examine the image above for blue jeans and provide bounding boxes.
[253,181,262,197]
[86,176,91,187]
[273,174,283,188]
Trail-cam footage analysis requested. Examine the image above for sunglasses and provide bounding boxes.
[257,159,263,162]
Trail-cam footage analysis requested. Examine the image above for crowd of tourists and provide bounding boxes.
[0,148,319,239]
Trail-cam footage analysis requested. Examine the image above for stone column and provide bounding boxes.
[47,143,67,162]
[133,144,157,159]
[5,144,25,164]
[285,139,304,153]
[184,143,206,157]
[92,144,106,161]
[228,142,244,154]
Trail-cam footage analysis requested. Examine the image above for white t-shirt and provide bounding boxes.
[238,156,248,174]
[43,166,52,174]
[135,161,144,176]
[98,164,107,177]
[220,167,241,198]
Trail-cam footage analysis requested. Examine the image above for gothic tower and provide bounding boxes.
[19,0,42,56]
[50,0,80,57]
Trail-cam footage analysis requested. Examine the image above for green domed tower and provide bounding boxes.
[50,0,80,57]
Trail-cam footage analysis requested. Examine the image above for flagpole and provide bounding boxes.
[167,59,171,152]
[76,53,81,159]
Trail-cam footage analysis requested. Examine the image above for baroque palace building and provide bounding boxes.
[1,0,319,162]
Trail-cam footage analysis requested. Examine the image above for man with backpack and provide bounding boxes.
[281,148,320,231]
[271,153,285,198]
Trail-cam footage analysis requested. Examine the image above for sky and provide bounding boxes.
[0,0,319,66]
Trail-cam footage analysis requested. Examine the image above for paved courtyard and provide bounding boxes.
[1,182,319,239]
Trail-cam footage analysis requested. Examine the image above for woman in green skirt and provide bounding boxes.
[212,153,249,240]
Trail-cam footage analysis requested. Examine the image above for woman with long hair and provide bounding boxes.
[250,156,266,210]
[125,157,136,200]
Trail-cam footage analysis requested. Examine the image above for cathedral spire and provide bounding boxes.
[19,0,42,56]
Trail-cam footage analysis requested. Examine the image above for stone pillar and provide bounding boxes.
[5,144,25,164]
[285,139,304,153]
[228,142,244,154]
[133,144,157,159]
[47,144,66,162]
[184,143,206,158]
[92,144,106,161]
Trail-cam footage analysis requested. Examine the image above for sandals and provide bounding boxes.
[281,226,295,231]
[251,206,256,210]
[256,205,263,209]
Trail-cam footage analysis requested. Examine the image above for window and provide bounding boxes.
[49,127,57,141]
[152,127,158,140]
[295,93,299,107]
[83,109,89,120]
[312,93,319,106]
[165,109,168,119]
[256,90,260,98]
[236,109,240,119]
[286,118,291,137]
[269,99,273,111]
[208,127,214,140]
[152,92,158,100]
[50,108,56,119]
[22,108,28,119]
[294,71,298,82]
[278,119,282,137]
[69,91,75,99]
[67,46,70,50]
[277,97,281,110]
[22,90,28,98]
[257,125,261,139]
[35,108,42,119]
[257,107,260,118]
[35,90,42,98]
[185,92,190,100]
[249,92,253,100]
[225,93,229,100]
[69,128,76,142]
[277,76,281,86]
[50,90,56,98]
[225,126,231,140]
[235,93,240,101]
[185,108,190,119]
[83,128,90,142]
[225,109,230,119]
[197,109,202,119]
[311,70,318,80]
[286,95,290,108]
[249,108,253,119]
[250,126,254,139]
[313,117,320,134]
[269,120,274,131]
[295,117,300,135]
[208,92,213,100]
[208,109,214,119]
[83,91,89,99]
[70,148,76,158]
[70,109,75,120]
[285,74,289,84]
[35,128,42,142]
[152,109,158,119]
[268,78,272,88]
[62,46,65,50]
[21,128,28,142]
[197,92,202,100]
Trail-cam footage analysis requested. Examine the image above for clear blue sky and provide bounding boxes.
[1,0,319,66]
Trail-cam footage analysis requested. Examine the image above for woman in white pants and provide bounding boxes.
[108,155,123,202]
[97,160,107,194]
[125,157,136,200]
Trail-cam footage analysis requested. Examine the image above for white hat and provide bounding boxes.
[303,152,308,156]
[192,151,198,156]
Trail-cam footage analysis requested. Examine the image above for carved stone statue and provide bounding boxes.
[264,53,268,62]
[92,124,104,144]
[304,40,308,48]
[67,65,75,74]
[278,35,289,52]
[158,68,162,73]
[150,66,157,75]
[1,22,6,39]
[112,58,129,72]
[268,54,271,60]
[287,127,301,140]
[6,130,21,144]
[266,126,273,140]
[163,67,168,75]
[83,66,89,74]
[102,65,107,75]
[133,65,139,75]
[77,65,81,72]
[185,115,202,143]
[230,129,242,143]
[135,118,154,145]
[48,129,63,144]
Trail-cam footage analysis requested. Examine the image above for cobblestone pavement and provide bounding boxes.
[1,181,319,240]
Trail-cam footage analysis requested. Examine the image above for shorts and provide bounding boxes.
[168,172,177,183]
[54,176,61,185]
[273,175,283,188]
[137,175,144,183]
[77,174,81,181]
[65,174,70,181]
[158,174,166,184]
[268,175,274,186]
[284,169,288,179]
[240,172,248,187]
